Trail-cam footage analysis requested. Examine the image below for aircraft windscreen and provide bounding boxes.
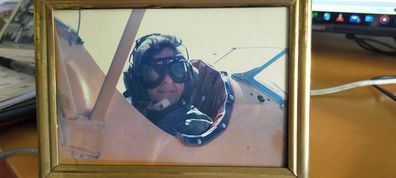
[214,47,287,101]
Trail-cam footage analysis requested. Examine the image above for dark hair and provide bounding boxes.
[123,33,198,115]
[130,33,184,69]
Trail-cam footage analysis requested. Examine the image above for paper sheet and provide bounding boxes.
[0,65,35,109]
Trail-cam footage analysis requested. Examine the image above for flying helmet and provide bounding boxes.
[123,33,198,113]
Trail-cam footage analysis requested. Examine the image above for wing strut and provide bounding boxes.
[232,49,287,108]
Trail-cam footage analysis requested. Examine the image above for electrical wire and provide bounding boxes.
[311,78,396,96]
[346,34,396,56]
[0,147,38,159]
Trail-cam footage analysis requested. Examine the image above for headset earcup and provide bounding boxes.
[123,66,151,109]
[190,65,199,87]
[123,71,134,98]
[180,64,198,105]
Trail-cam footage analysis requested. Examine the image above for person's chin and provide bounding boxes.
[168,95,182,104]
[167,97,178,105]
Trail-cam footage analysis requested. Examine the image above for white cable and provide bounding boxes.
[311,78,396,96]
[0,147,38,159]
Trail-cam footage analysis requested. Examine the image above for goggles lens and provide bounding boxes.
[139,55,189,88]
[169,61,188,83]
[140,65,162,86]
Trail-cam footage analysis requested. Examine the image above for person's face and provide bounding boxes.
[147,48,185,105]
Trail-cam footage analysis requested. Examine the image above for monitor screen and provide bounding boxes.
[312,0,396,36]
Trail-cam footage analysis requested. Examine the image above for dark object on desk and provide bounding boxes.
[0,56,35,75]
[372,76,396,102]
[0,98,36,129]
[346,34,396,56]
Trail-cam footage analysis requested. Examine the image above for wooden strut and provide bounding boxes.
[57,40,80,121]
[63,9,146,158]
[89,9,145,122]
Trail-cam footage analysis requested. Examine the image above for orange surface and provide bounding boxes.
[0,120,38,178]
[1,32,396,178]
[0,148,17,178]
[310,33,396,178]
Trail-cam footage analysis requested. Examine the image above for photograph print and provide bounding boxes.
[54,7,289,167]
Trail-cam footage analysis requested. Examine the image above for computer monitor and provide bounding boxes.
[312,0,396,36]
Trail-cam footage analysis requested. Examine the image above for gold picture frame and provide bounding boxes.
[35,0,311,177]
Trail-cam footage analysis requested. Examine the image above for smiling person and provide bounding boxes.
[123,33,212,137]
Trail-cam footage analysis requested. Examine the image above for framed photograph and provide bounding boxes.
[35,0,311,177]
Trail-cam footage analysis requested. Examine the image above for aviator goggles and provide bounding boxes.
[138,54,189,89]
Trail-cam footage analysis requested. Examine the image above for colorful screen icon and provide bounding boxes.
[349,15,361,24]
[323,12,331,21]
[312,12,319,19]
[336,13,344,22]
[379,15,390,25]
[364,15,374,23]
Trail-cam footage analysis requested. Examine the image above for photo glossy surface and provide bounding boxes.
[54,8,288,167]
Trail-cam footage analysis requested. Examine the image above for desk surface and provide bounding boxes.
[310,33,396,178]
[0,32,395,178]
[0,120,37,178]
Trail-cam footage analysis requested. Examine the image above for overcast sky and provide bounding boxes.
[55,8,288,93]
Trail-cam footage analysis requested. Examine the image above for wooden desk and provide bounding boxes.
[0,120,38,178]
[0,32,395,178]
[310,32,396,178]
